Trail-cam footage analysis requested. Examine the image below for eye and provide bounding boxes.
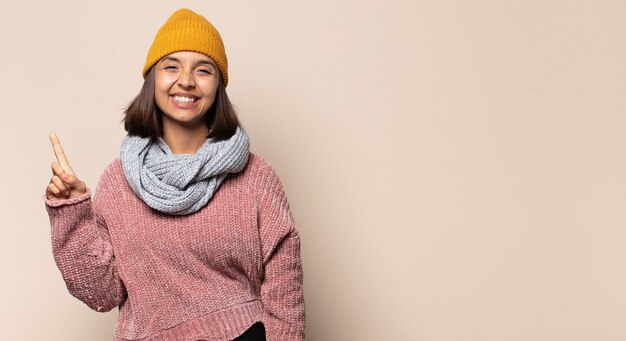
[197,68,213,75]
[164,65,178,70]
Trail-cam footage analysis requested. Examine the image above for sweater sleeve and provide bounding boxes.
[45,170,126,312]
[257,162,306,340]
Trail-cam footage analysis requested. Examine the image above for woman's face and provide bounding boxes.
[154,51,220,130]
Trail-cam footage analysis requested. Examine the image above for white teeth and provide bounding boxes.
[173,96,197,103]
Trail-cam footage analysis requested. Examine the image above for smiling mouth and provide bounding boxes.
[172,95,198,103]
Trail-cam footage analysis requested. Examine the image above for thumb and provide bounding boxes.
[62,173,87,193]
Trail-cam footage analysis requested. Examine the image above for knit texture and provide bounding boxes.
[120,126,250,215]
[143,8,229,85]
[45,153,305,341]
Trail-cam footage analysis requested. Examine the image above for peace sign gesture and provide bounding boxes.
[46,133,87,200]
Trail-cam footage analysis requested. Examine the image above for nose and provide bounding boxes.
[177,69,195,88]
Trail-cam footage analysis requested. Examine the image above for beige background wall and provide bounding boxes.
[1,0,625,340]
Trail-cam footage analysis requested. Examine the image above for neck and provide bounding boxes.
[162,121,209,154]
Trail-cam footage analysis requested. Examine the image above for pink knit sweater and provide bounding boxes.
[45,153,305,341]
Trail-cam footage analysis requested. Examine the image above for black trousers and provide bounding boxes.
[233,322,266,341]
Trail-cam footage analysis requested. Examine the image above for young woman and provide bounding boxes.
[44,8,305,341]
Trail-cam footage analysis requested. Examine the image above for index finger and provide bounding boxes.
[49,133,74,175]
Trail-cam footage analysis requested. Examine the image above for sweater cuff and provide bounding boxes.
[44,188,92,207]
[267,327,305,341]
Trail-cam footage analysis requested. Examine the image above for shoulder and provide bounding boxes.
[239,152,290,201]
[99,159,124,184]
[239,152,285,186]
[245,152,279,176]
[104,158,123,175]
[225,152,287,200]
[93,159,127,198]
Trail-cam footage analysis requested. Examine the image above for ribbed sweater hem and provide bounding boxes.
[115,300,264,341]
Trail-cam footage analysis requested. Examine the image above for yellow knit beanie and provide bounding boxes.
[143,8,229,86]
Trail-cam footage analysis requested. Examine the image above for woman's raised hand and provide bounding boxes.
[46,133,87,201]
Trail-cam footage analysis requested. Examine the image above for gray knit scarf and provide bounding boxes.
[120,126,250,215]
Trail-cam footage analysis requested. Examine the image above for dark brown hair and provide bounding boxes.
[123,67,239,141]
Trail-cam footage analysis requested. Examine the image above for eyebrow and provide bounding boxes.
[162,56,217,68]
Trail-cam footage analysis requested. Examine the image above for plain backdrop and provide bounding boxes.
[1,1,625,340]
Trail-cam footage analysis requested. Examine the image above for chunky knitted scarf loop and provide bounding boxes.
[120,126,250,215]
